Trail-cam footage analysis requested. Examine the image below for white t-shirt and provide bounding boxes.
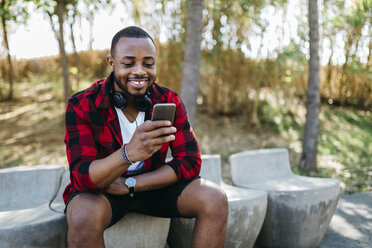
[115,107,145,176]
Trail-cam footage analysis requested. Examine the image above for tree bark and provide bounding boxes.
[1,5,14,101]
[56,0,70,103]
[180,0,204,126]
[300,0,320,172]
[88,11,94,52]
[69,11,80,88]
[326,38,334,97]
[366,26,372,72]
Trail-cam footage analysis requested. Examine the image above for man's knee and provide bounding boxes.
[66,193,112,233]
[178,179,229,221]
[198,184,228,219]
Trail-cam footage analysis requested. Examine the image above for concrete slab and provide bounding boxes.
[0,203,67,248]
[0,166,67,248]
[0,165,65,211]
[231,148,341,248]
[104,213,170,248]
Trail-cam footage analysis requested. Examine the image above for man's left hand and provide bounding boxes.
[104,177,128,195]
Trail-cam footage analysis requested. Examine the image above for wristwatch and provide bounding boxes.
[124,177,136,197]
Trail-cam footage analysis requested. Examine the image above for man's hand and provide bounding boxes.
[104,177,128,195]
[126,120,176,162]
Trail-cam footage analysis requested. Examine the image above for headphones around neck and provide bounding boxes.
[109,75,152,112]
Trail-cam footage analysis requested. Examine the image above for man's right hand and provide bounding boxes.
[125,120,177,163]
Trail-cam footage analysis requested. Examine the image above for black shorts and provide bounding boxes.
[66,177,199,227]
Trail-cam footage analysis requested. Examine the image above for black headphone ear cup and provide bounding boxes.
[134,94,152,112]
[112,92,128,109]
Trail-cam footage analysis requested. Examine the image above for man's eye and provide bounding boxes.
[145,63,154,67]
[123,62,133,66]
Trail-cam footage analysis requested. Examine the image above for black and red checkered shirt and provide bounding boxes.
[63,74,201,203]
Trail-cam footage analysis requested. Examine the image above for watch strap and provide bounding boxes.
[128,186,134,197]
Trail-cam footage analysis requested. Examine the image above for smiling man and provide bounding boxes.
[63,26,228,248]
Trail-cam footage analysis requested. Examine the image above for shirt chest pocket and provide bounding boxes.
[94,133,117,159]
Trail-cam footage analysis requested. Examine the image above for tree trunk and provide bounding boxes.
[300,0,320,172]
[69,12,80,88]
[56,0,70,103]
[180,0,204,126]
[88,12,94,52]
[1,12,14,101]
[366,27,372,72]
[326,38,334,98]
[250,26,267,126]
[339,32,353,105]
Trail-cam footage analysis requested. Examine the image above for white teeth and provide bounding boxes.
[130,80,146,85]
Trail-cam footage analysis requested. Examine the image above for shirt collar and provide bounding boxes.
[95,72,114,109]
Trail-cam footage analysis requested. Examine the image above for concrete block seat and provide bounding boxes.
[230,148,341,248]
[0,165,67,247]
[0,165,170,248]
[167,155,268,248]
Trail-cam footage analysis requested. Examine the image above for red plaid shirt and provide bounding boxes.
[63,74,201,203]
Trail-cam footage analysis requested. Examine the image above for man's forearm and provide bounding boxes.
[133,165,178,192]
[103,165,178,195]
[89,149,130,188]
[89,148,177,190]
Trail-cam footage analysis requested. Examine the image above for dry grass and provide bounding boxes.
[1,44,370,109]
[0,80,66,168]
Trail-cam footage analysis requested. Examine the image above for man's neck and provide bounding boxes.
[122,104,139,123]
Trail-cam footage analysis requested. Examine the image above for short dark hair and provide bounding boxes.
[110,26,156,56]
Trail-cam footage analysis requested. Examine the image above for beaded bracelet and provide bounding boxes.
[121,144,134,165]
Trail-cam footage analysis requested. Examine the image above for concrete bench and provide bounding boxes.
[0,165,170,248]
[230,148,340,248]
[0,165,67,247]
[167,155,268,248]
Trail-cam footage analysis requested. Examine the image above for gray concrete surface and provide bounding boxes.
[0,165,67,248]
[231,149,340,248]
[0,165,65,211]
[104,213,170,248]
[319,192,372,248]
[168,155,268,248]
[0,165,171,248]
[0,204,67,248]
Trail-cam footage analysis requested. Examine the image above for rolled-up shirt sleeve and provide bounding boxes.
[65,98,99,191]
[165,95,201,181]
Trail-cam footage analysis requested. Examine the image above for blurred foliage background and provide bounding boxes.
[0,0,371,193]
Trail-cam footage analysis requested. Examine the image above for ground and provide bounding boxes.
[320,192,372,248]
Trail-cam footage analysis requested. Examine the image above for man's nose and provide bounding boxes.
[132,63,146,77]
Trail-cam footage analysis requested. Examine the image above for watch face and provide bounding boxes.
[125,177,136,187]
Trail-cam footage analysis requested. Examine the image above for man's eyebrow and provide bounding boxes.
[120,56,135,60]
[119,56,155,60]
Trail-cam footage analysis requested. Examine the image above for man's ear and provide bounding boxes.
[106,55,114,70]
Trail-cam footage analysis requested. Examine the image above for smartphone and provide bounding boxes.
[151,103,176,124]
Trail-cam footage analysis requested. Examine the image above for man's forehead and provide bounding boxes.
[115,37,156,55]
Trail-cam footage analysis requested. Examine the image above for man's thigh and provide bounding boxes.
[66,192,113,229]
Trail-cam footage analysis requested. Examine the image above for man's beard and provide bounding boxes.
[113,72,136,97]
[112,71,155,98]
